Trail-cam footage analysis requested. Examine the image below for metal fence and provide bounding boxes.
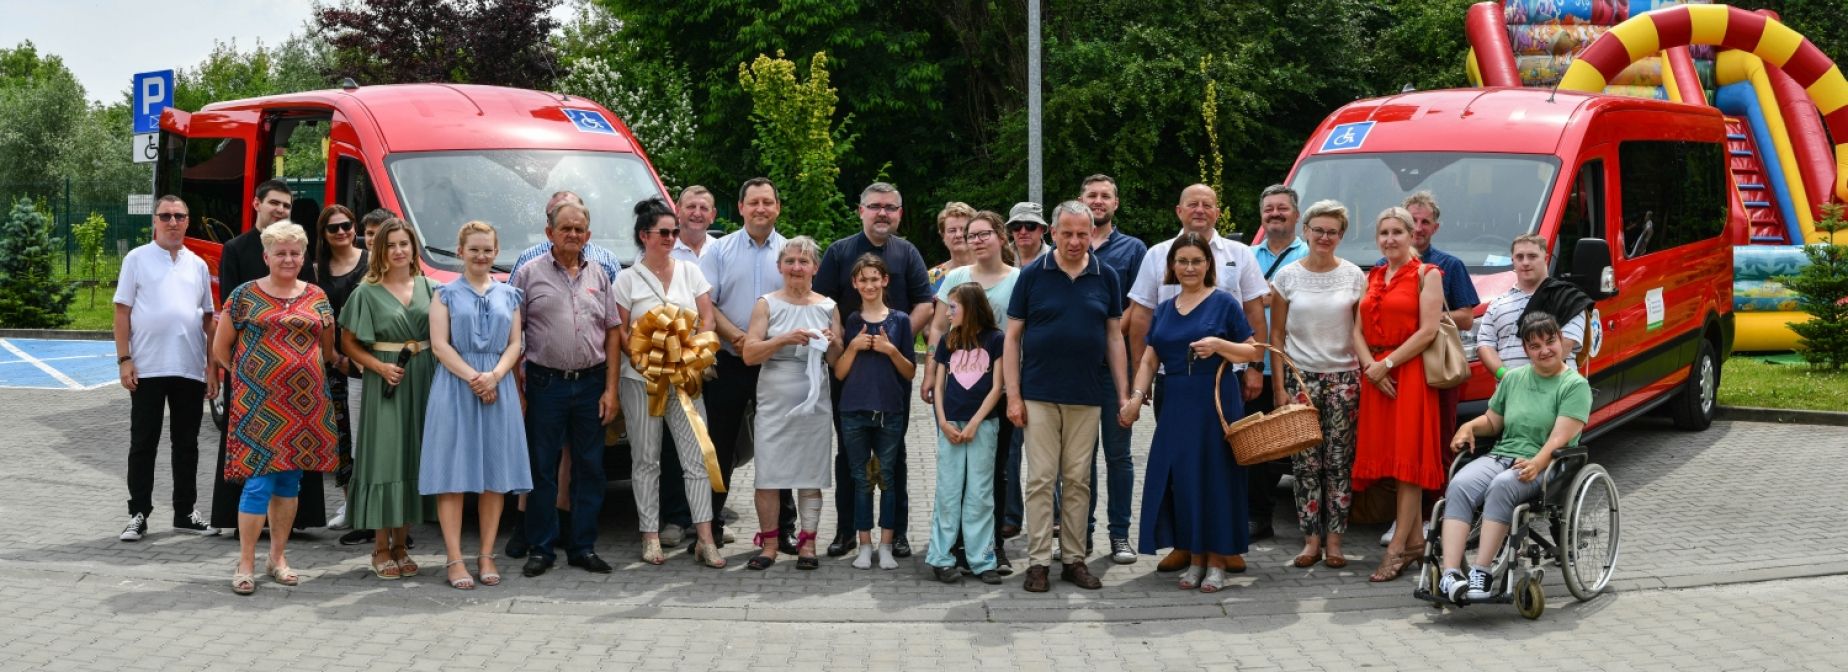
[1,179,151,274]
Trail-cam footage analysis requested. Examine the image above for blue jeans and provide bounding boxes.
[928,419,999,573]
[1088,401,1135,540]
[1003,420,1024,529]
[841,410,905,532]
[523,364,608,562]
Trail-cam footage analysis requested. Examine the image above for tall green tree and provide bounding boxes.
[316,0,562,89]
[0,42,86,192]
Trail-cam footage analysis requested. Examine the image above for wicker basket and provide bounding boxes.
[1216,346,1323,466]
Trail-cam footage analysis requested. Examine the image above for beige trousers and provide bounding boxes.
[1023,401,1100,568]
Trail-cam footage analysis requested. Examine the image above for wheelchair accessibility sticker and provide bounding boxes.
[0,339,120,390]
[1319,121,1375,152]
[563,109,617,135]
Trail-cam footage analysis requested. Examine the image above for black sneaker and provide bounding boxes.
[1439,569,1470,605]
[174,510,216,536]
[892,538,913,558]
[119,513,148,542]
[996,552,1015,577]
[977,569,1003,585]
[932,565,961,584]
[1109,538,1136,565]
[339,529,374,546]
[1465,568,1493,602]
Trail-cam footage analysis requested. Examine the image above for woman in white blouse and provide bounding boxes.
[1268,199,1368,570]
[613,199,726,569]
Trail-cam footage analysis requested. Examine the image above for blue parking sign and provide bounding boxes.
[1319,121,1375,153]
[132,70,174,134]
[563,109,617,135]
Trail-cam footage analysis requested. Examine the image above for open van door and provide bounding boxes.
[158,108,263,302]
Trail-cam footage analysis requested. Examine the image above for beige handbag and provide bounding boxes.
[1418,263,1470,390]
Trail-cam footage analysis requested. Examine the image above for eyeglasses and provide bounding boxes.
[861,204,901,213]
[649,228,680,238]
[1173,257,1210,267]
[154,213,190,222]
[1306,226,1341,239]
[324,220,354,232]
[965,230,997,242]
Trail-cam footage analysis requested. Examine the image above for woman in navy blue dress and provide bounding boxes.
[1120,232,1261,593]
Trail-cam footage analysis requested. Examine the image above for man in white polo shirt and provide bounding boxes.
[114,195,218,541]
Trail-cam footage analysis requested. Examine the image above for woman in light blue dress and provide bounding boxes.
[421,221,531,590]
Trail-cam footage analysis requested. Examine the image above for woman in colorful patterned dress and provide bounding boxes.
[341,219,439,580]
[210,222,339,595]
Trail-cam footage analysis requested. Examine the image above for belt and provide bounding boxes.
[527,362,607,380]
[372,340,432,354]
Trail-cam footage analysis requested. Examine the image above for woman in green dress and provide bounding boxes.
[340,218,438,579]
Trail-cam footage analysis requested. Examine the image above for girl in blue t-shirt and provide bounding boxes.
[926,282,1006,584]
[832,254,916,570]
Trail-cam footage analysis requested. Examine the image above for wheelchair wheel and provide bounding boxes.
[1514,575,1545,619]
[1562,464,1621,601]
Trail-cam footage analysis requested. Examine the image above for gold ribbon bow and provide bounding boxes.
[627,304,725,492]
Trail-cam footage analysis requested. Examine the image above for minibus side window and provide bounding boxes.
[180,138,247,244]
[1555,159,1604,277]
[335,156,381,218]
[1617,140,1727,257]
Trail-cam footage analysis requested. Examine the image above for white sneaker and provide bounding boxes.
[1380,521,1397,547]
[660,524,686,548]
[1438,569,1469,604]
[328,502,349,530]
[119,513,147,542]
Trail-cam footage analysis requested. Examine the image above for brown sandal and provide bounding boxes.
[1292,550,1322,568]
[1369,550,1416,582]
[1323,554,1349,569]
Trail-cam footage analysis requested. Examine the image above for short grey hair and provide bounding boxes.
[1259,184,1299,209]
[858,182,901,207]
[260,222,309,251]
[1051,200,1093,229]
[1301,199,1349,234]
[779,235,822,266]
[547,201,590,228]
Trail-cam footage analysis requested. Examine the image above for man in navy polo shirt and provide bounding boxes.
[1079,174,1148,565]
[1005,201,1129,592]
[814,181,934,559]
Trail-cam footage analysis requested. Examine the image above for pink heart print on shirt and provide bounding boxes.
[949,348,990,390]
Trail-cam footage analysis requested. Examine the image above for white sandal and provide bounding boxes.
[1178,565,1206,590]
[1201,567,1230,593]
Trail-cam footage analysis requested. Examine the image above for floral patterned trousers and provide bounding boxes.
[1286,370,1361,537]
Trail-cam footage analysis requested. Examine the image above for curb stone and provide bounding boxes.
[1717,405,1848,427]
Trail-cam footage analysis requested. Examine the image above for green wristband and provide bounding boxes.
[1495,366,1507,380]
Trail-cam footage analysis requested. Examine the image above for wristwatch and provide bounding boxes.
[117,354,133,364]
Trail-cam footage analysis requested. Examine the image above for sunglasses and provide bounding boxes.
[649,228,680,238]
[324,220,354,232]
[154,212,190,222]
[1008,222,1044,232]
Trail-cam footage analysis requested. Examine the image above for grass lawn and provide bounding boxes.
[1719,355,1848,412]
[50,253,122,331]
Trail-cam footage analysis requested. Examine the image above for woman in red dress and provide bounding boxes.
[1349,206,1446,583]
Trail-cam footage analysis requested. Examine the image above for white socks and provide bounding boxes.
[878,543,898,570]
[853,544,875,570]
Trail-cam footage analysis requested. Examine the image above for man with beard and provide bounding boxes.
[813,182,934,558]
[1079,174,1147,564]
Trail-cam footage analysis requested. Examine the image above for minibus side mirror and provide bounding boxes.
[1569,238,1616,298]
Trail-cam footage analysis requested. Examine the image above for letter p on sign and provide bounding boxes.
[132,70,174,134]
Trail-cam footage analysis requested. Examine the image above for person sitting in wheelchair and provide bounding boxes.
[1437,312,1591,604]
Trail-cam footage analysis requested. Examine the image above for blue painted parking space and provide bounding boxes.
[0,339,120,390]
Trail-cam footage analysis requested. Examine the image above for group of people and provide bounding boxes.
[112,172,1592,600]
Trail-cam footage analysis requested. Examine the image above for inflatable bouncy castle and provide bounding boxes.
[1465,1,1844,350]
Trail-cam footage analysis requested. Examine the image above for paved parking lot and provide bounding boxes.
[2,352,1846,669]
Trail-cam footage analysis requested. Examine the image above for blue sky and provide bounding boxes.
[0,1,577,105]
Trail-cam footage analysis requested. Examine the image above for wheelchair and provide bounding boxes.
[1411,442,1622,619]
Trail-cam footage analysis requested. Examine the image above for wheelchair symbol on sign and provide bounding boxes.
[564,109,617,135]
[1319,121,1375,153]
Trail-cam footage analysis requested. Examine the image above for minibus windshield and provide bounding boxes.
[386,150,663,269]
[1288,153,1559,270]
